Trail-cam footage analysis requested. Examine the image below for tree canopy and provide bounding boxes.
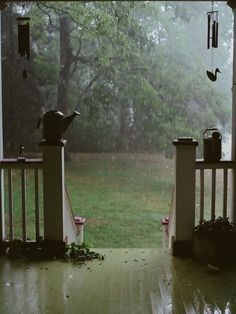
[1,1,233,156]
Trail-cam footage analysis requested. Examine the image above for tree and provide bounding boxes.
[2,4,43,155]
[2,1,233,156]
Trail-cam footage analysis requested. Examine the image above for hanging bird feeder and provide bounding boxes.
[206,1,221,82]
[17,16,30,78]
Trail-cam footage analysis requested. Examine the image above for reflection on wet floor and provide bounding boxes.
[0,249,235,314]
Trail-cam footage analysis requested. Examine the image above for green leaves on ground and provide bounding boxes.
[65,242,105,264]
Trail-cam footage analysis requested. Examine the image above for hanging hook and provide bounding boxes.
[20,2,29,16]
[212,1,214,12]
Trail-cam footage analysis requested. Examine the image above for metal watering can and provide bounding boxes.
[203,128,222,162]
[37,110,80,145]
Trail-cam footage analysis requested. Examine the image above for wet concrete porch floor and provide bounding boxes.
[0,248,236,314]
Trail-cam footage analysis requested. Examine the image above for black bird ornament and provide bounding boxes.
[206,68,221,82]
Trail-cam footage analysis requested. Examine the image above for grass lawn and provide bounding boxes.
[65,153,174,248]
[3,152,229,248]
[4,169,44,241]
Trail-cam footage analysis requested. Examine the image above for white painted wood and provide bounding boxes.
[211,169,216,221]
[0,14,3,161]
[0,157,44,243]
[42,145,80,244]
[42,146,65,242]
[196,160,234,169]
[7,169,13,241]
[0,170,4,242]
[231,6,236,222]
[0,161,43,243]
[34,169,40,242]
[0,12,5,242]
[167,187,176,249]
[21,169,26,242]
[200,169,204,222]
[196,161,232,222]
[173,138,198,242]
[223,169,228,218]
[64,186,80,244]
[0,159,43,169]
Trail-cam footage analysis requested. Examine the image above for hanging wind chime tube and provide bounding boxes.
[207,12,211,49]
[207,9,218,49]
[17,16,30,79]
[206,2,220,82]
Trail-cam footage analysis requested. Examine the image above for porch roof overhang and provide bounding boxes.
[0,0,230,7]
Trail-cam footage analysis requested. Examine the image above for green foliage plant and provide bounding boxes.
[194,217,236,236]
[64,242,105,264]
[193,217,236,267]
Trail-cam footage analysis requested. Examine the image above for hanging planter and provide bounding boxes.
[193,217,236,267]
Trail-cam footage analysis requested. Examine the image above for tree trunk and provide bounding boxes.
[118,104,134,151]
[57,14,72,115]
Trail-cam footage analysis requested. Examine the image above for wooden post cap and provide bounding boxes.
[173,137,198,146]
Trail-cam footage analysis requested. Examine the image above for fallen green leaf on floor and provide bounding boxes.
[64,242,105,264]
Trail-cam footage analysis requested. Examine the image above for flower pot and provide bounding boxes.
[193,231,236,267]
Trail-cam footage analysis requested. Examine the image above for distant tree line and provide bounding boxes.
[1,1,233,157]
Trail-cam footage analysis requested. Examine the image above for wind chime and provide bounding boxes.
[206,1,221,82]
[17,12,30,79]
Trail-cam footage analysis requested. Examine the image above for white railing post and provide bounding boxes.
[228,1,236,223]
[0,10,5,247]
[42,142,66,252]
[172,138,198,256]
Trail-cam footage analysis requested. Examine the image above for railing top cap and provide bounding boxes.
[173,137,198,146]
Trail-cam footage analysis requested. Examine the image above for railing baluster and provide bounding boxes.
[8,169,13,241]
[34,169,40,242]
[21,169,26,242]
[0,159,42,245]
[200,169,204,222]
[0,169,5,241]
[223,169,228,219]
[211,169,216,221]
[196,160,234,223]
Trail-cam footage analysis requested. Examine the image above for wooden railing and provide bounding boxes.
[0,144,82,256]
[0,158,43,244]
[195,160,234,222]
[172,137,235,256]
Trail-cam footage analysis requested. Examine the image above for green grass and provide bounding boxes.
[4,153,229,248]
[4,169,44,240]
[3,153,174,248]
[65,153,174,248]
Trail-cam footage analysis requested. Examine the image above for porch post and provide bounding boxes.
[42,143,66,253]
[0,9,5,243]
[228,0,236,222]
[172,138,198,256]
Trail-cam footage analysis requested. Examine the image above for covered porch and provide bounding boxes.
[0,1,236,313]
[1,248,236,313]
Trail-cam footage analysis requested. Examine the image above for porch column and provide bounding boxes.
[228,0,236,222]
[0,8,5,243]
[172,138,198,256]
[42,142,66,253]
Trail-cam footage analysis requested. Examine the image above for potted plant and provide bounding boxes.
[193,217,236,267]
